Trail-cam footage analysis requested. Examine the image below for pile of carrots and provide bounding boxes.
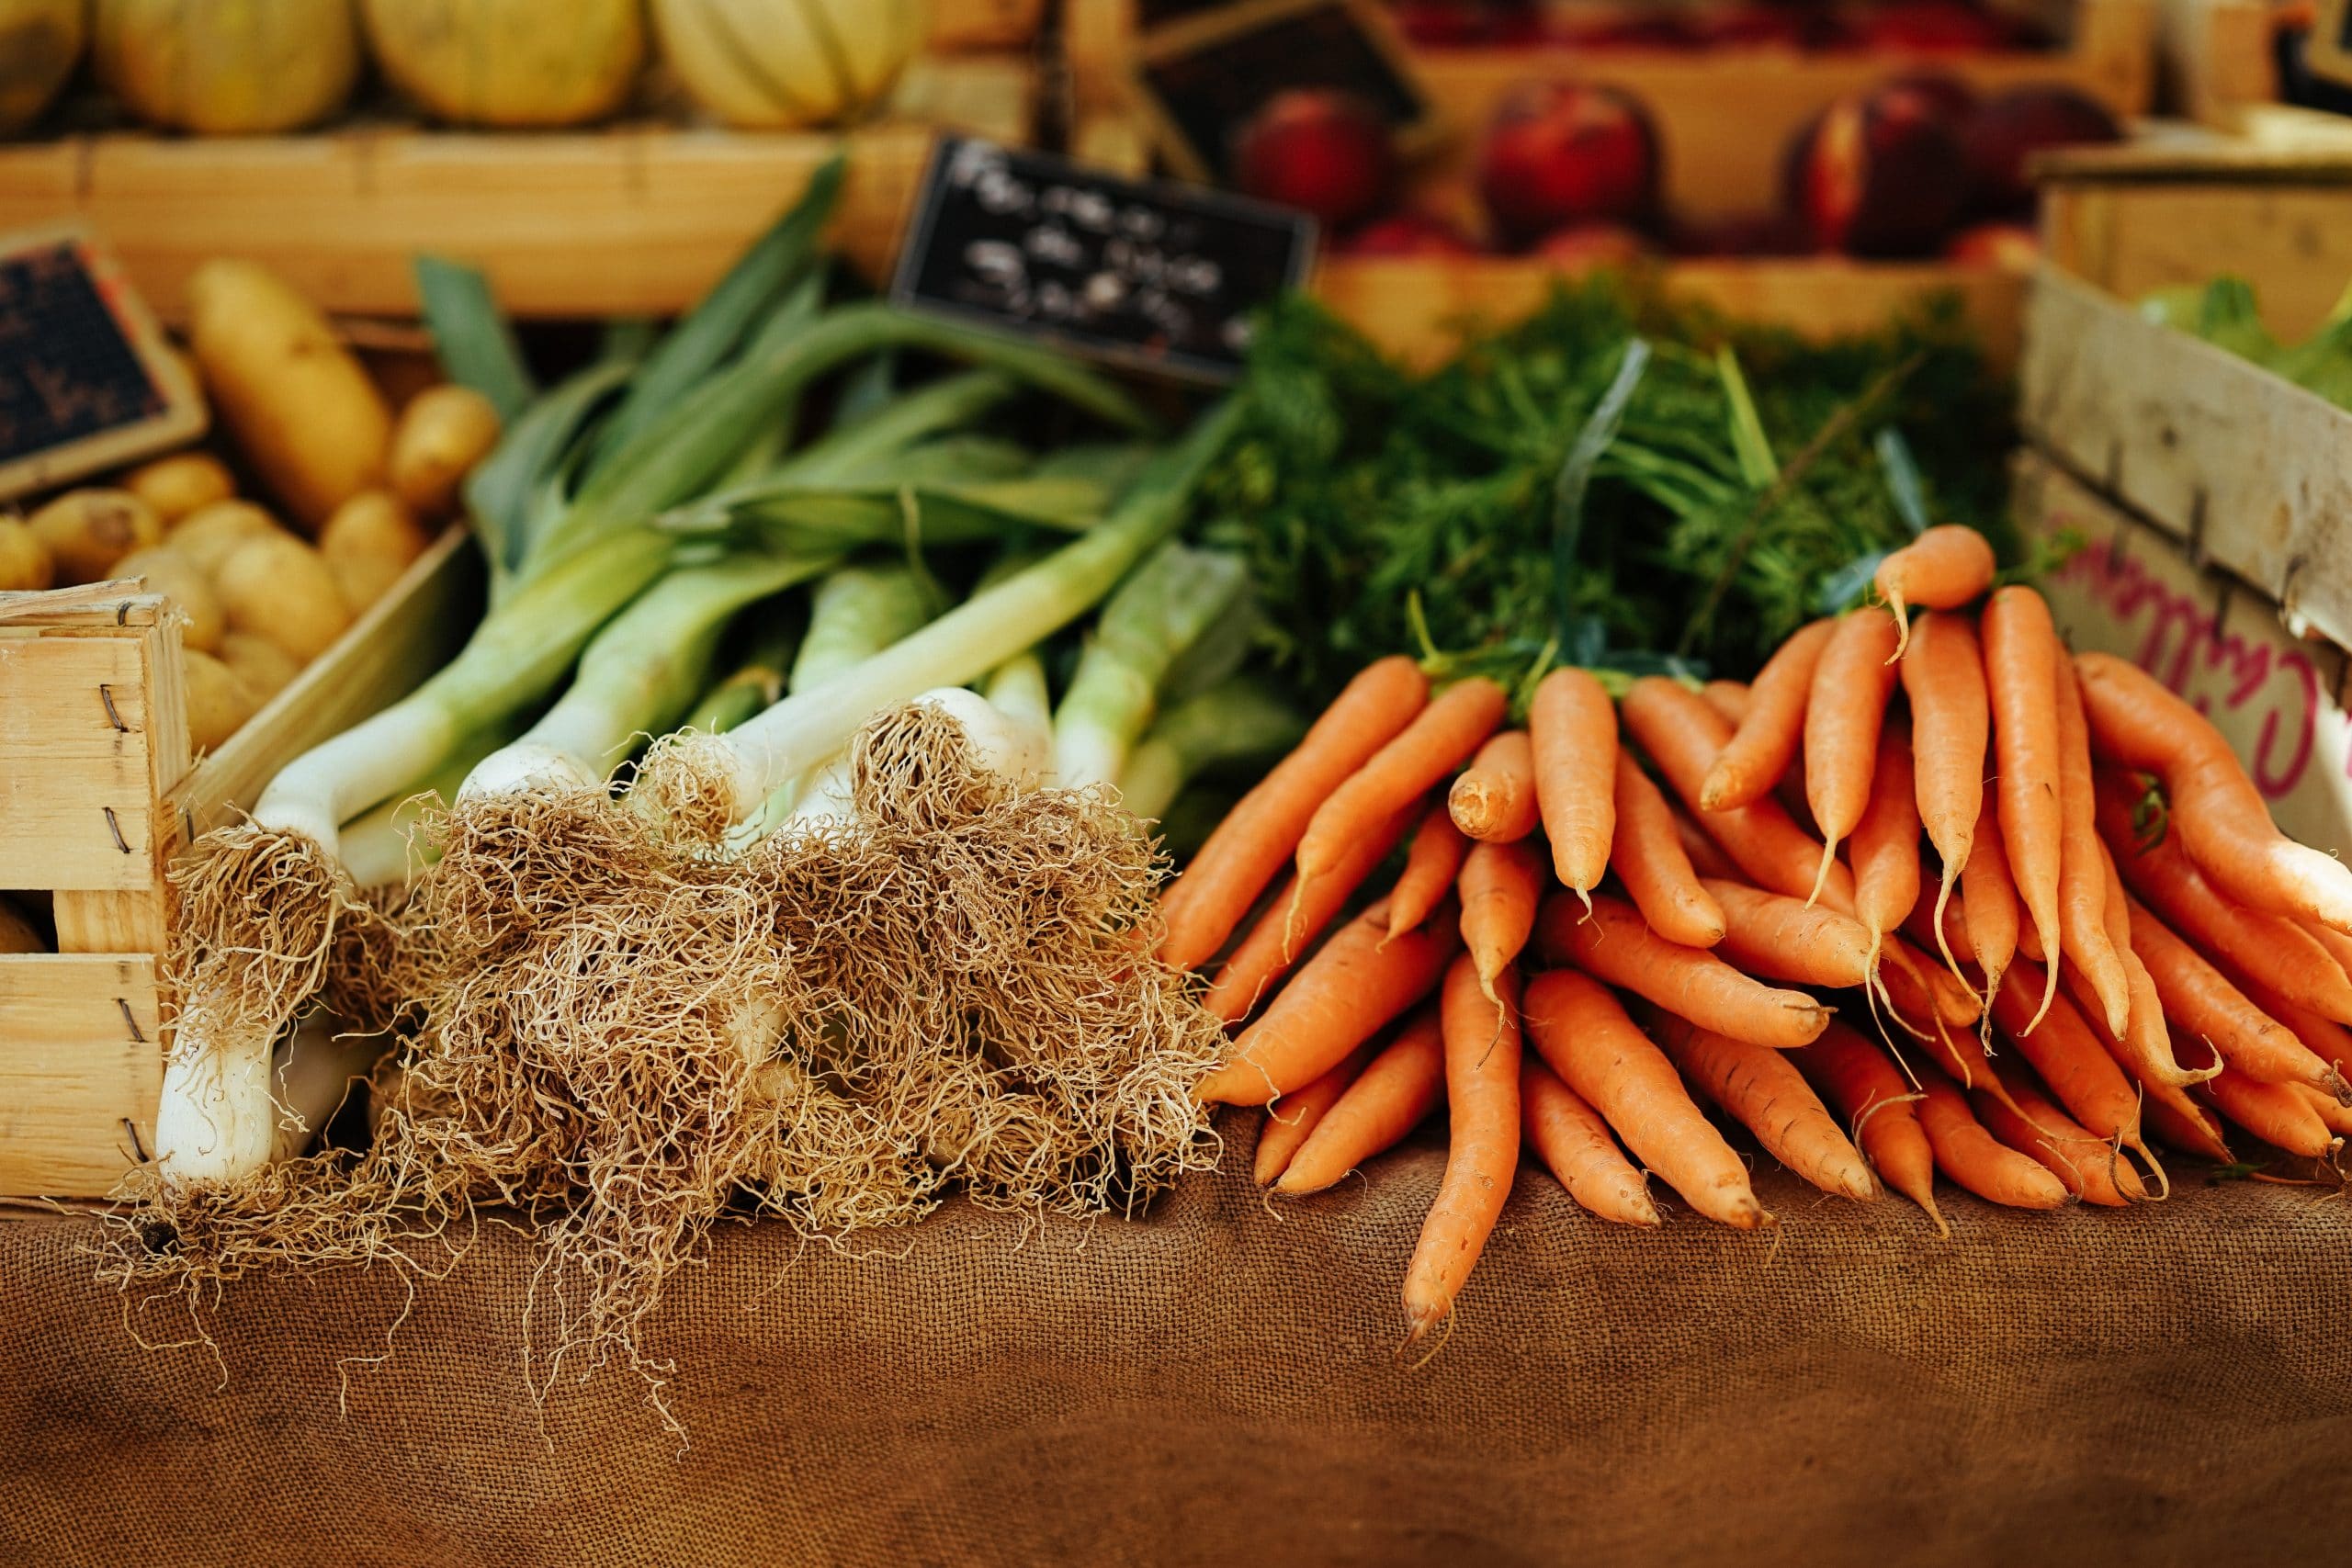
[1160,525,2352,1346]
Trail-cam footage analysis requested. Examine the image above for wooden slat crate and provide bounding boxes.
[0,57,1035,321]
[931,0,1048,51]
[0,529,481,1199]
[2153,0,2276,127]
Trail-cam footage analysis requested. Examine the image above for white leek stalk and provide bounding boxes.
[1050,543,1250,788]
[1116,679,1308,823]
[267,1017,388,1163]
[774,564,939,823]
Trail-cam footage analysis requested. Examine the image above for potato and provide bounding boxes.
[27,488,164,584]
[124,451,237,522]
[112,546,226,652]
[215,533,353,662]
[172,500,284,573]
[217,631,304,702]
[0,517,53,591]
[319,490,433,609]
[183,649,261,753]
[390,385,502,518]
[186,258,392,530]
[0,894,43,954]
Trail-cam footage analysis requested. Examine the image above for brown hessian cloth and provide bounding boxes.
[3,1121,2348,1568]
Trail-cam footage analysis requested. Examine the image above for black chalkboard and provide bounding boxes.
[889,137,1316,384]
[0,228,204,502]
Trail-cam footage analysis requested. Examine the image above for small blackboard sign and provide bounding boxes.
[1132,0,1442,184]
[889,136,1317,384]
[0,226,205,503]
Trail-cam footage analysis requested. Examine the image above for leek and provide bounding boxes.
[1116,679,1307,823]
[1050,542,1250,788]
[684,615,805,735]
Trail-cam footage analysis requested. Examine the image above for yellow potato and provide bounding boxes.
[187,258,392,530]
[217,632,303,702]
[319,490,432,609]
[123,451,237,522]
[183,649,260,753]
[112,546,226,652]
[0,517,53,592]
[215,533,353,662]
[172,500,284,574]
[26,489,164,584]
[389,385,502,518]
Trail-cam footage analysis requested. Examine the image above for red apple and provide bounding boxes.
[1534,221,1653,268]
[1855,0,2014,51]
[1345,212,1483,256]
[1388,1,1489,48]
[1232,89,1397,231]
[1962,85,2122,216]
[1885,68,1980,124]
[1479,81,1662,246]
[1945,220,2040,269]
[1788,79,1970,255]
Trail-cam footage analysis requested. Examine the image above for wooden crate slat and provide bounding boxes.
[930,0,1046,51]
[0,634,165,892]
[0,954,163,1197]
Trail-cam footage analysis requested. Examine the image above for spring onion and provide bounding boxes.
[1049,541,1250,789]
[1115,678,1307,823]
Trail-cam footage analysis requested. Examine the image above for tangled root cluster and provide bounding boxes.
[110,707,1224,1418]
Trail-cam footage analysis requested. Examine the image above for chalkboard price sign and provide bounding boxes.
[0,225,205,503]
[890,136,1317,384]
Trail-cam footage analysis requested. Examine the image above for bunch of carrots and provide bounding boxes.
[1160,524,2352,1347]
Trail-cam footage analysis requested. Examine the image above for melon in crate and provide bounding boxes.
[94,0,361,134]
[650,0,925,129]
[361,0,648,128]
[0,0,85,134]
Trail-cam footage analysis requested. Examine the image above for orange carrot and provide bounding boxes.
[1527,668,1617,904]
[1197,899,1460,1105]
[1700,680,1750,728]
[1401,959,1523,1344]
[2051,658,2132,1036]
[2234,976,2352,1091]
[1973,1064,2144,1207]
[2095,770,2352,1020]
[1522,969,1770,1228]
[1990,959,2148,1153]
[2300,919,2352,987]
[1447,728,1541,843]
[1387,800,1471,939]
[1962,819,2021,1004]
[1702,618,1838,811]
[1803,610,1904,900]
[1874,525,1996,656]
[1162,654,1429,970]
[1902,891,1976,968]
[1537,892,1831,1049]
[2200,1068,2341,1159]
[1252,1040,1379,1187]
[1983,585,2066,1032]
[1793,1020,1942,1230]
[1672,807,1740,881]
[1887,934,1984,1030]
[1519,1055,1659,1226]
[2297,1083,2352,1138]
[1295,676,1507,891]
[1702,878,1875,989]
[1204,803,1418,1025]
[1877,943,1998,1094]
[2086,983,2235,1162]
[1613,754,1726,948]
[2078,650,2352,934]
[1850,717,1923,968]
[2060,947,2211,1091]
[1913,1071,2071,1209]
[1459,838,1545,1003]
[1900,610,1989,971]
[1623,677,1856,908]
[1274,1006,1446,1195]
[2142,1090,2233,1163]
[1651,1010,1877,1200]
[2128,897,2346,1097]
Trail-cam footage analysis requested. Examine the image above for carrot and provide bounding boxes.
[1522,969,1770,1228]
[1252,1040,1378,1187]
[1459,838,1545,1003]
[2200,1068,2341,1159]
[1703,878,1874,989]
[2142,1089,2233,1163]
[1519,1055,1659,1227]
[1204,804,1418,1025]
[2233,975,2352,1092]
[1874,525,1996,657]
[1701,617,1834,812]
[2051,658,2132,1037]
[2128,897,2346,1097]
[1197,899,1460,1105]
[1973,1063,2145,1207]
[1448,728,1540,843]
[1899,610,1989,974]
[1700,680,1750,728]
[1850,717,1923,971]
[1990,960,2148,1154]
[1886,935,1984,1030]
[2088,988,2235,1164]
[1961,820,2021,1005]
[1623,677,1856,908]
[1162,654,1429,970]
[2078,650,2352,934]
[1274,1006,1446,1195]
[2299,919,2352,987]
[1613,754,1725,947]
[1295,676,1506,897]
[1387,800,1471,939]
[2095,770,2352,1020]
[1803,610,1904,900]
[1536,891,1832,1049]
[1527,668,1617,905]
[2297,1083,2352,1138]
[1902,890,1976,968]
[1913,1070,2071,1209]
[1983,585,2066,1032]
[1651,1010,1877,1200]
[1793,1021,1942,1230]
[1673,805,1739,881]
[1877,942,1997,1093]
[1401,959,1523,1344]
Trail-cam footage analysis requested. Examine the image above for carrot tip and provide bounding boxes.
[1807,840,1837,908]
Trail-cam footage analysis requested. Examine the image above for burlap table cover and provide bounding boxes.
[4,1134,2347,1567]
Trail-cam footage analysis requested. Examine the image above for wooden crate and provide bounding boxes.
[2154,0,2276,127]
[2020,259,2352,654]
[0,57,1034,321]
[0,530,481,1199]
[931,0,1047,51]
